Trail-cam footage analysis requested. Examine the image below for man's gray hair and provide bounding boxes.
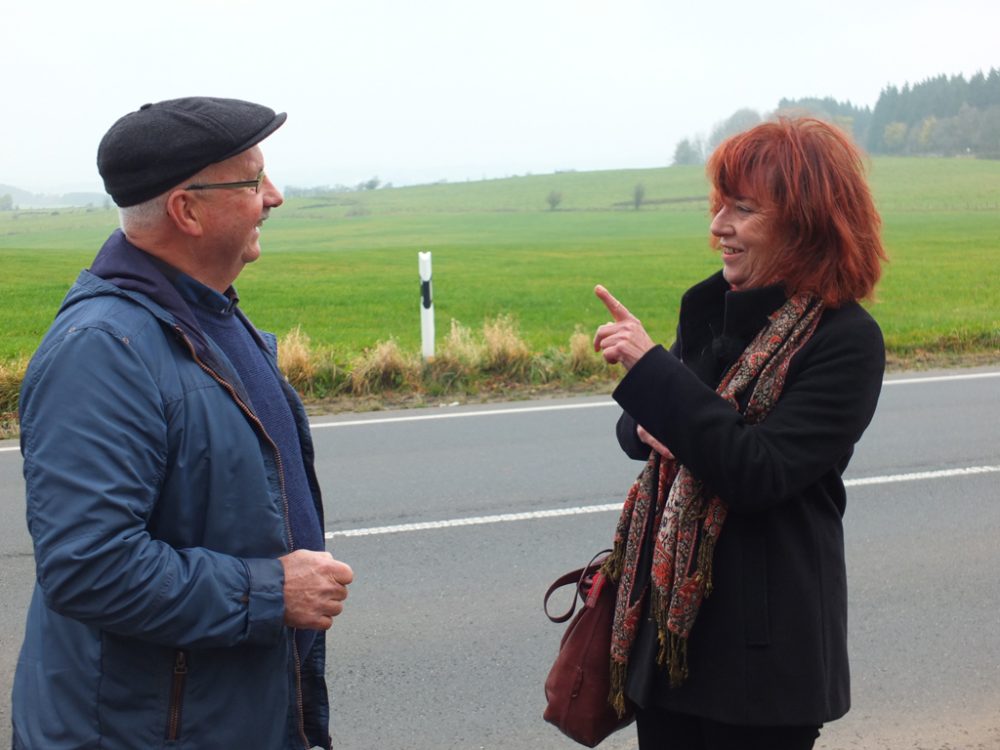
[118,193,169,234]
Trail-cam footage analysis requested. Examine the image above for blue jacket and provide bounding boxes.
[13,231,331,749]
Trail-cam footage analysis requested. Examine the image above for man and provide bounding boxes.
[12,97,353,750]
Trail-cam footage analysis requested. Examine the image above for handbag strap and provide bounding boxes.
[543,549,611,624]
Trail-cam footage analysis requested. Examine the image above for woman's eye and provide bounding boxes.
[735,204,754,214]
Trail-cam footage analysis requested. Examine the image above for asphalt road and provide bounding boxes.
[0,367,997,749]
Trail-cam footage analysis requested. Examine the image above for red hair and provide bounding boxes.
[706,117,887,307]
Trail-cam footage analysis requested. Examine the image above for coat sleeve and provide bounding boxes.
[20,325,285,649]
[611,309,885,513]
[615,329,682,461]
[616,411,651,460]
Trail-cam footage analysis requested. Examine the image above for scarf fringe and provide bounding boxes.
[608,661,629,718]
[600,539,626,583]
[698,524,718,598]
[655,629,689,688]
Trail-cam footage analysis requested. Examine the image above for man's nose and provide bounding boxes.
[262,174,283,207]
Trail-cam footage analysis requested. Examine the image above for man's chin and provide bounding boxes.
[242,245,262,265]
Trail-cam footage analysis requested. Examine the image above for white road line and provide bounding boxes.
[884,371,1000,386]
[327,504,623,538]
[309,370,999,429]
[843,464,1000,486]
[326,464,1000,538]
[309,400,616,429]
[0,402,615,451]
[1,370,996,452]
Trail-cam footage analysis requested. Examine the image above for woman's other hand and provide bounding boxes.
[593,284,655,369]
[637,424,674,459]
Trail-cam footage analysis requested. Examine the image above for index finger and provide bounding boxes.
[594,284,632,322]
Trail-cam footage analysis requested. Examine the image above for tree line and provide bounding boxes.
[284,176,390,197]
[673,68,1000,164]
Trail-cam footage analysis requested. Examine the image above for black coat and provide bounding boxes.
[613,271,885,726]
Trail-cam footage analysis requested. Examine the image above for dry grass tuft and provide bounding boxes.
[425,320,485,390]
[481,314,531,377]
[567,327,610,376]
[0,358,28,440]
[278,326,317,392]
[349,339,421,395]
[439,319,484,366]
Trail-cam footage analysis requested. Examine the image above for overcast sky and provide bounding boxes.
[2,0,996,193]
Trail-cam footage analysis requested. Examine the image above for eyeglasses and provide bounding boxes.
[185,169,266,193]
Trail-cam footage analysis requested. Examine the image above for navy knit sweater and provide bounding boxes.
[175,275,324,656]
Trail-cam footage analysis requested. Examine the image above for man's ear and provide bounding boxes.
[165,190,205,237]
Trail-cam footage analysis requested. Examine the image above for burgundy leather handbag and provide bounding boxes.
[543,550,635,747]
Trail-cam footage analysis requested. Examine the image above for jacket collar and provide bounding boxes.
[88,229,215,360]
[681,271,787,336]
[678,271,789,379]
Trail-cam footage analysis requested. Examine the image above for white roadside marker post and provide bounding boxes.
[418,251,435,361]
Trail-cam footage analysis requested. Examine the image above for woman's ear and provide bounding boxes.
[164,190,205,237]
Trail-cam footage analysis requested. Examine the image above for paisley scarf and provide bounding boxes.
[601,293,824,716]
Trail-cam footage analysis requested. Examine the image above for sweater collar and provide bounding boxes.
[174,272,240,317]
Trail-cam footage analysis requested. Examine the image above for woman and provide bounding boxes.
[592,117,888,750]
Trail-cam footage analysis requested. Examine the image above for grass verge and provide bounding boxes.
[1,325,996,441]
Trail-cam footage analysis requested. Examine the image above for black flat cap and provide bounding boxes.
[97,96,286,207]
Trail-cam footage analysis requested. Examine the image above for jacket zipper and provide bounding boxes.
[174,327,310,748]
[165,650,188,741]
[174,328,295,550]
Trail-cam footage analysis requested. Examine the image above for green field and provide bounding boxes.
[1,158,998,367]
